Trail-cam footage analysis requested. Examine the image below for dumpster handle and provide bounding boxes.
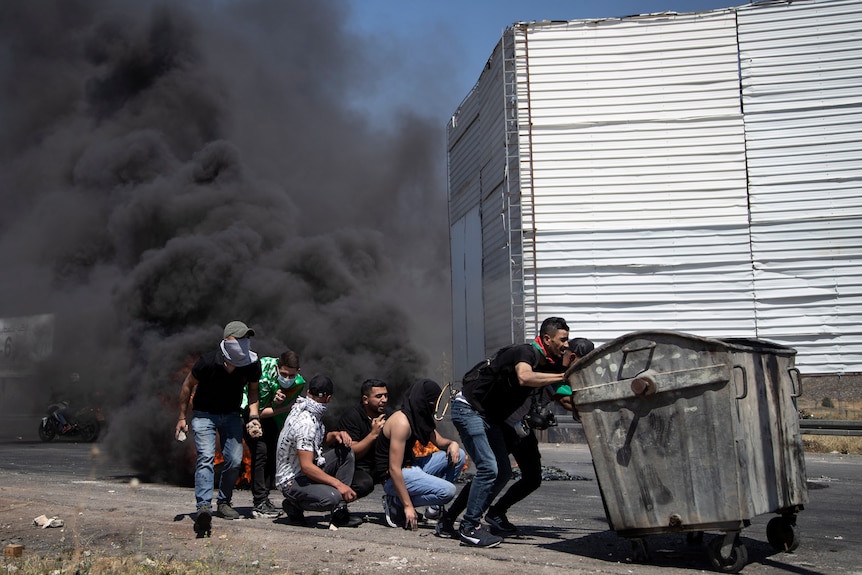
[732,365,748,400]
[788,367,802,398]
[619,342,656,381]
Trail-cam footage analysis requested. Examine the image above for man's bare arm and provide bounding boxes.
[516,362,566,388]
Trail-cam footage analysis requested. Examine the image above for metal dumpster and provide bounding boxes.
[565,330,807,573]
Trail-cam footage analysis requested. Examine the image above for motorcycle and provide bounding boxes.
[38,403,101,443]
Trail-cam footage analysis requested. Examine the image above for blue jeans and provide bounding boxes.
[191,410,244,511]
[451,400,511,528]
[383,449,466,508]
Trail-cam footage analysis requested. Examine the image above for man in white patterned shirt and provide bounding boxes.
[275,374,363,527]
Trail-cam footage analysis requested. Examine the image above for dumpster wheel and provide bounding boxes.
[766,516,800,552]
[629,538,650,563]
[707,533,748,573]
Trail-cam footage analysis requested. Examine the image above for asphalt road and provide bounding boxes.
[0,419,860,574]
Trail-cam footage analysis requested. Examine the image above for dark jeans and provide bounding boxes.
[492,424,542,514]
[245,417,280,505]
[445,427,542,521]
[281,444,355,512]
[351,467,376,499]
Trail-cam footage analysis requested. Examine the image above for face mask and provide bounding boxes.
[278,375,296,389]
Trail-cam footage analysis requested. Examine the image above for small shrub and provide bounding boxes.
[821,397,835,408]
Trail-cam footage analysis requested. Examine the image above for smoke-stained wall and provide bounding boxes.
[0,0,453,482]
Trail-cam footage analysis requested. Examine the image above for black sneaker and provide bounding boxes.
[330,504,363,528]
[485,510,519,536]
[435,517,459,539]
[281,499,306,525]
[459,523,503,548]
[253,499,283,519]
[194,507,212,536]
[216,502,240,520]
[382,494,405,528]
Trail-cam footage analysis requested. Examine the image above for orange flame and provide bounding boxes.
[212,436,253,487]
[414,440,469,471]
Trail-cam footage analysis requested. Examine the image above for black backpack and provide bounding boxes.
[460,343,538,388]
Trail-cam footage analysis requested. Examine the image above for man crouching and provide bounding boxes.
[375,378,466,532]
[274,375,362,528]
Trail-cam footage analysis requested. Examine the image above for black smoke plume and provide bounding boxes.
[0,0,453,483]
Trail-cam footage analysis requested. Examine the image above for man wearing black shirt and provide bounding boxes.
[176,321,262,536]
[337,379,392,498]
[446,317,569,548]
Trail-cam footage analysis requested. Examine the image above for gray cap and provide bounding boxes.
[223,321,255,339]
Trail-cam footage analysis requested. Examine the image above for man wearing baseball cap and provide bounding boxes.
[176,321,262,536]
[275,374,363,528]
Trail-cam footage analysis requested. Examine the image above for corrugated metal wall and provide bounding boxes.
[737,0,862,372]
[514,10,757,342]
[448,0,862,377]
[448,39,522,371]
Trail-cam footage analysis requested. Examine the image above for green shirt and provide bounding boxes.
[551,382,572,396]
[242,356,306,429]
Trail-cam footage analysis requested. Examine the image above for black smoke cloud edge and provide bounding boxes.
[0,0,450,484]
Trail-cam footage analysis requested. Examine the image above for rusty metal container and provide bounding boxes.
[565,330,807,572]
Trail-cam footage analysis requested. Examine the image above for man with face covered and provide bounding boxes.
[242,349,306,518]
[275,375,363,528]
[374,379,466,532]
[176,321,262,536]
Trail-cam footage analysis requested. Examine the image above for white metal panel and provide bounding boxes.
[515,11,757,344]
[739,0,862,372]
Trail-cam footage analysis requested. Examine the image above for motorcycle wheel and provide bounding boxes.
[38,420,56,442]
[78,418,100,442]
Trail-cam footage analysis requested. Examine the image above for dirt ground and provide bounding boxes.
[0,441,646,575]
[2,371,860,575]
[4,435,862,575]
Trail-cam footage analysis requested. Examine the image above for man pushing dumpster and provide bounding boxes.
[442,317,571,547]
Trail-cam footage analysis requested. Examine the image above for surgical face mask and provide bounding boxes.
[278,374,296,389]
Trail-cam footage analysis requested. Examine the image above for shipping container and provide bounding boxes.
[447,0,862,379]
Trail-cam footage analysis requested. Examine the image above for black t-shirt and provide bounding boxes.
[338,402,394,475]
[373,424,418,484]
[462,343,559,423]
[190,349,262,414]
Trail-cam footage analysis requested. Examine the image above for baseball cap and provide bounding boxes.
[223,321,255,339]
[307,375,334,397]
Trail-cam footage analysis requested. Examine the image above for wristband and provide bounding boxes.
[249,415,260,421]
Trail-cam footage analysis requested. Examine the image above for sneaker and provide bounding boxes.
[215,502,240,520]
[435,517,459,539]
[281,499,306,524]
[485,510,519,536]
[252,499,283,518]
[330,504,363,528]
[459,523,503,548]
[61,424,72,434]
[194,507,212,535]
[382,494,405,528]
[425,505,443,521]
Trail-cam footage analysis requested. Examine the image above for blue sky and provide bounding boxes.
[345,0,741,120]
